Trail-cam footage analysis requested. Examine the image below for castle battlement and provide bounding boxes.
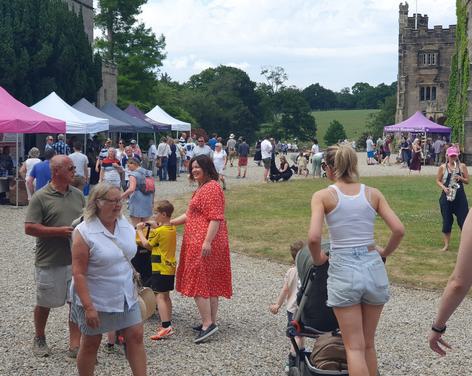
[396,2,456,124]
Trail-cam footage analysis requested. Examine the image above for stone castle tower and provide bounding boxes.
[63,0,117,106]
[395,2,456,123]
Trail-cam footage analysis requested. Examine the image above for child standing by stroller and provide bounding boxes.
[269,240,305,373]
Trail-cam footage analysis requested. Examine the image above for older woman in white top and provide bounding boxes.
[20,147,41,200]
[71,183,147,376]
[212,143,227,190]
[308,145,404,376]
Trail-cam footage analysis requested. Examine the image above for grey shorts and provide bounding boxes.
[35,265,72,308]
[327,247,389,308]
[262,158,271,169]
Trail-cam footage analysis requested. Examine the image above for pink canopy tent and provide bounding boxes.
[384,111,451,134]
[0,87,65,133]
[0,87,65,206]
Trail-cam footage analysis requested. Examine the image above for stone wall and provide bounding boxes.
[396,2,456,123]
[63,0,93,43]
[97,63,118,107]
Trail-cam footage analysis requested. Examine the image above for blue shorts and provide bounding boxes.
[367,151,374,158]
[327,247,389,308]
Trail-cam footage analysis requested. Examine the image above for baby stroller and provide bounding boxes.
[287,243,380,376]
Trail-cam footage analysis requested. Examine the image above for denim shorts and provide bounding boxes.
[326,247,389,308]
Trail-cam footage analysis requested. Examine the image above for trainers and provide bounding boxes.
[150,326,175,340]
[194,323,218,344]
[67,347,79,359]
[192,324,203,332]
[33,336,50,357]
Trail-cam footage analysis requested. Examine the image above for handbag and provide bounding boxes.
[155,157,162,168]
[110,238,156,321]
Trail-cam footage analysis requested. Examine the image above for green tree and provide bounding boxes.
[366,95,396,138]
[273,88,316,140]
[0,0,101,105]
[260,65,288,93]
[183,66,262,140]
[302,83,337,110]
[95,0,166,108]
[324,120,347,146]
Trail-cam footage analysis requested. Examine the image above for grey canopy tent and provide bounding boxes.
[73,98,134,133]
[100,102,154,134]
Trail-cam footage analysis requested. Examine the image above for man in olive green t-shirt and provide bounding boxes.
[25,155,85,358]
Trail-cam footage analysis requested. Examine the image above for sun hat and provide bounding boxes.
[446,146,459,157]
[229,133,235,139]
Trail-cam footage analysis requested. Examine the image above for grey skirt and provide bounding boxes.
[71,300,142,336]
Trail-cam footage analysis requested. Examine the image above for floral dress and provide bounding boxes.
[176,180,232,298]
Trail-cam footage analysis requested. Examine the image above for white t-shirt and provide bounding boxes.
[69,152,89,178]
[311,143,320,154]
[260,139,273,159]
[193,144,213,158]
[24,158,41,177]
[157,142,171,157]
[148,144,157,160]
[212,150,227,173]
[366,139,374,152]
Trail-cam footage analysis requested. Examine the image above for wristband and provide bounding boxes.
[431,324,446,334]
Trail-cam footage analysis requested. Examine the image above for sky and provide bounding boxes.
[137,0,456,91]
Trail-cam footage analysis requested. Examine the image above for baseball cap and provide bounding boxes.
[130,139,137,144]
[446,146,459,157]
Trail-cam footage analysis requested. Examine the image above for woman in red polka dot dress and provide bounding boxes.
[171,155,232,343]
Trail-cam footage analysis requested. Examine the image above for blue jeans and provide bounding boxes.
[158,157,168,181]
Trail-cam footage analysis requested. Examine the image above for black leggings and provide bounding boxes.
[439,190,469,233]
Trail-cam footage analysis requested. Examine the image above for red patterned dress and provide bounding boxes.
[176,180,232,298]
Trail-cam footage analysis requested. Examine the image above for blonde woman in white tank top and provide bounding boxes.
[307,145,404,376]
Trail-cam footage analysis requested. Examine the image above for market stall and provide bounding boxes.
[0,87,65,206]
[146,104,191,134]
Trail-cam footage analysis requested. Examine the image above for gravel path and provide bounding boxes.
[1,155,468,376]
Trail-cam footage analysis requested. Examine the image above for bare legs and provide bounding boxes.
[77,324,147,376]
[194,296,219,329]
[34,306,50,338]
[442,232,451,252]
[156,292,172,323]
[333,304,384,376]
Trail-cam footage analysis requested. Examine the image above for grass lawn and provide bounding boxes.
[224,176,471,290]
[312,109,379,147]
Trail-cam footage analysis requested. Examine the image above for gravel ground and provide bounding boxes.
[2,154,468,376]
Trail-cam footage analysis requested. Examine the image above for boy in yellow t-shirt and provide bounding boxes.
[136,200,177,340]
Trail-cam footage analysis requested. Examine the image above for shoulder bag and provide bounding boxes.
[110,237,156,321]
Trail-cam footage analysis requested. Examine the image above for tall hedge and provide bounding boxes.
[445,0,470,145]
[0,0,102,105]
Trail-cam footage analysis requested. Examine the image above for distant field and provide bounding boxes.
[312,109,380,147]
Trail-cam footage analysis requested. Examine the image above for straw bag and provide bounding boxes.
[111,239,156,321]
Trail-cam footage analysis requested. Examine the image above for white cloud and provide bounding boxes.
[139,0,457,89]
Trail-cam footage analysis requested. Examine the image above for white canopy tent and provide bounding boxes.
[31,92,109,134]
[146,104,191,132]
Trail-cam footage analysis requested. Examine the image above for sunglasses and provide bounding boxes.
[119,142,124,145]
[198,140,204,143]
[66,166,76,171]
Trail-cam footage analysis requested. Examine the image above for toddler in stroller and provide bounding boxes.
[286,242,381,376]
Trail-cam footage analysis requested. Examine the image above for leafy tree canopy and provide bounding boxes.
[324,120,347,146]
[183,65,262,141]
[0,0,101,105]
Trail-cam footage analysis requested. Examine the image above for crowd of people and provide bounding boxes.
[17,129,472,376]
